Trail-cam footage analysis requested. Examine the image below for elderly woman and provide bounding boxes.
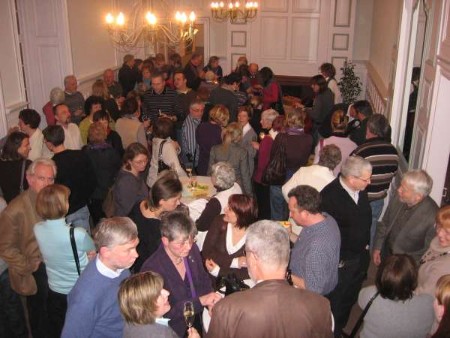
[140,211,221,337]
[195,162,243,231]
[357,254,434,338]
[113,143,149,216]
[196,104,230,176]
[251,109,280,219]
[147,118,187,187]
[432,275,450,338]
[119,271,200,338]
[83,122,121,224]
[203,194,258,284]
[314,109,356,175]
[129,172,183,272]
[34,184,95,338]
[267,109,312,220]
[0,131,31,203]
[238,106,257,176]
[42,87,65,126]
[208,122,252,195]
[416,205,450,296]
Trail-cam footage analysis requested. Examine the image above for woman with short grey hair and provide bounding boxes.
[195,162,242,232]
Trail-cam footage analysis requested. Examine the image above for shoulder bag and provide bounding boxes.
[158,140,171,173]
[70,226,81,276]
[262,134,287,185]
[342,291,379,338]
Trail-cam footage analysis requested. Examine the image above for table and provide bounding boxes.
[179,176,216,205]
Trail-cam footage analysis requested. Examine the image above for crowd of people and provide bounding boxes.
[0,52,448,338]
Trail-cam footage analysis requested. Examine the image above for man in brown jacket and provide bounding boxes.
[0,158,56,338]
[207,220,333,338]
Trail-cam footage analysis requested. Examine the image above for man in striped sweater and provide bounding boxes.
[350,113,399,249]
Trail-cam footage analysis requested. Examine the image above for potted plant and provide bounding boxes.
[338,61,362,104]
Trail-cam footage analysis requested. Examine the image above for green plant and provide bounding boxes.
[338,61,362,104]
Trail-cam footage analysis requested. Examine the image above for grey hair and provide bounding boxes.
[94,217,138,250]
[261,109,279,124]
[246,220,290,269]
[49,87,65,105]
[205,71,216,81]
[211,162,236,190]
[160,210,197,241]
[318,144,342,170]
[403,170,433,197]
[341,156,372,179]
[26,158,57,177]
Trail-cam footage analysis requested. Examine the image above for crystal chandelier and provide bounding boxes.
[210,1,258,23]
[105,0,198,51]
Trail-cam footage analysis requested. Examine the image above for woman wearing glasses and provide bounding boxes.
[140,210,221,337]
[113,143,149,216]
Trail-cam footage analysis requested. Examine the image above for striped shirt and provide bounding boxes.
[181,114,201,166]
[142,87,181,123]
[351,138,399,201]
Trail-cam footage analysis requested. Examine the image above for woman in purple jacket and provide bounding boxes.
[140,211,221,337]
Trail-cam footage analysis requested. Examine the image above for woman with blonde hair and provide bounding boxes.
[92,79,120,122]
[34,184,95,338]
[119,271,200,338]
[196,104,230,175]
[313,109,356,175]
[432,275,450,338]
[416,206,450,296]
[266,109,312,220]
[208,122,251,195]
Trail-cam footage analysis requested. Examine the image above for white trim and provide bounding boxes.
[0,74,8,137]
[60,0,74,75]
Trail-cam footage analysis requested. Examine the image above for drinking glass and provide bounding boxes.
[183,301,195,328]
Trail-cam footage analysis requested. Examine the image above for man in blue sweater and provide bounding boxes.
[62,217,139,338]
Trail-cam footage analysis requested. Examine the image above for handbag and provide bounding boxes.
[262,134,287,185]
[69,226,81,276]
[102,187,115,218]
[158,140,171,173]
[341,291,379,338]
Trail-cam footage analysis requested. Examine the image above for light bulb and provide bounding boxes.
[189,11,196,22]
[106,13,114,24]
[116,12,125,26]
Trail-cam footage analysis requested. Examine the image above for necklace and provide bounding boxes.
[174,257,183,265]
[420,250,450,265]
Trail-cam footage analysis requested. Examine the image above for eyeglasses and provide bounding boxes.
[172,236,196,247]
[355,175,371,183]
[132,159,148,165]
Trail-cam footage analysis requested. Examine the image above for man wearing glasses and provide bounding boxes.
[320,156,372,338]
[207,220,333,338]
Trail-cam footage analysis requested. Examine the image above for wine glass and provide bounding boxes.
[183,301,195,329]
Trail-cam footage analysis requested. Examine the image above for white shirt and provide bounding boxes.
[28,128,53,160]
[95,256,124,279]
[339,176,359,204]
[282,165,335,201]
[60,123,82,150]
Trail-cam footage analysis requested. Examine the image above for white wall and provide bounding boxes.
[353,0,373,61]
[67,0,119,87]
[368,0,402,89]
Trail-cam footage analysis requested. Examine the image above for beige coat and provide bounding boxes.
[0,189,42,295]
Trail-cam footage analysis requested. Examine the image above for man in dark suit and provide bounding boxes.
[320,156,372,338]
[207,220,333,338]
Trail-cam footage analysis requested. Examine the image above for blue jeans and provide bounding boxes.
[0,269,28,338]
[369,199,384,251]
[66,205,91,233]
[270,185,288,221]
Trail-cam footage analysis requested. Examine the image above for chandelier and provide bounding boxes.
[210,1,258,23]
[105,1,198,51]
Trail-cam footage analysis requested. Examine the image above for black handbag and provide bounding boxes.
[217,274,250,296]
[262,134,287,185]
[157,140,171,173]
